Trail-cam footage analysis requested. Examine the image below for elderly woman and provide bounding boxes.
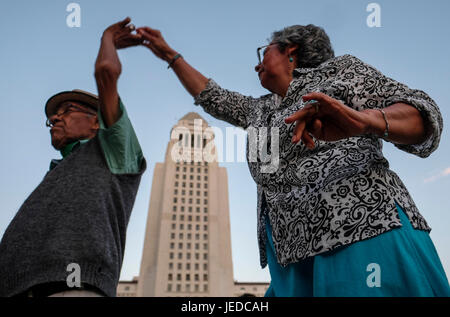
[137,24,450,296]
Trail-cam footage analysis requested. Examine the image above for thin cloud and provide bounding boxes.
[424,167,450,183]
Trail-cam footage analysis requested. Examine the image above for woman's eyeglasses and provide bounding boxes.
[256,42,280,65]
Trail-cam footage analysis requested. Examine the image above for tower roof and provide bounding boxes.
[179,112,207,123]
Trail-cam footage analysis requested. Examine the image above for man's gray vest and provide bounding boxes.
[0,136,146,296]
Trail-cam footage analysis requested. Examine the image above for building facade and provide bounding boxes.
[136,113,235,296]
[119,112,269,297]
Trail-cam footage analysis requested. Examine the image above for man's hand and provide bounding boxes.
[103,17,143,49]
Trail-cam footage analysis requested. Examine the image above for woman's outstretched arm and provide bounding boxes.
[136,27,208,97]
[136,26,256,129]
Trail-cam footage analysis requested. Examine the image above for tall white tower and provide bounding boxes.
[137,112,235,296]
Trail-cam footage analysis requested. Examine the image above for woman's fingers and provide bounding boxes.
[301,130,315,149]
[285,102,318,124]
[292,119,305,143]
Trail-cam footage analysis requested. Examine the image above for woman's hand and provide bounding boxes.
[136,27,178,62]
[284,92,374,149]
[102,17,143,49]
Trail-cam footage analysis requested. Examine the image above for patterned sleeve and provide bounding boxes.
[193,79,255,129]
[332,55,443,158]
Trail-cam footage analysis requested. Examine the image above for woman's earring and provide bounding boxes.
[289,56,293,63]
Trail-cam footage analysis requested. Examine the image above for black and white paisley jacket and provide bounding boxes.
[194,54,443,268]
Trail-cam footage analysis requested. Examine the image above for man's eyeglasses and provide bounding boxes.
[46,103,97,127]
[256,42,279,65]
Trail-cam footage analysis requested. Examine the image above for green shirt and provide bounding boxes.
[50,99,143,174]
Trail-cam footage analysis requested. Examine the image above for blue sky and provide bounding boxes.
[1,0,449,283]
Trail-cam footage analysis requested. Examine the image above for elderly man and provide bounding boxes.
[0,18,145,297]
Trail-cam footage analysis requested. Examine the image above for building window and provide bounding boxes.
[186,263,191,270]
[171,223,176,230]
[204,225,208,231]
[197,175,201,181]
[204,191,208,197]
[182,190,185,195]
[169,262,173,270]
[187,253,191,260]
[203,243,208,250]
[197,168,201,173]
[204,183,208,189]
[188,206,192,212]
[186,284,191,292]
[182,182,186,188]
[204,285,208,292]
[173,206,177,212]
[172,215,176,221]
[196,224,200,231]
[203,263,208,270]
[188,224,192,230]
[183,167,186,172]
[195,253,199,260]
[181,206,185,212]
[189,190,193,196]
[186,274,191,281]
[188,216,192,221]
[178,243,183,249]
[178,263,182,270]
[204,176,208,181]
[195,284,199,292]
[190,183,193,188]
[175,181,179,187]
[203,253,208,260]
[176,166,180,171]
[203,274,208,281]
[179,233,184,239]
[204,216,208,221]
[195,243,199,250]
[195,263,199,270]
[175,174,179,179]
[170,243,174,249]
[167,284,172,292]
[204,234,208,240]
[204,199,208,205]
[196,216,200,222]
[168,274,173,281]
[196,207,200,213]
[173,198,177,203]
[171,233,175,239]
[169,252,174,259]
[204,207,208,213]
[176,284,181,292]
[197,183,200,188]
[180,224,184,230]
[195,274,199,281]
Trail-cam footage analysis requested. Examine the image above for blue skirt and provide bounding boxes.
[264,203,450,297]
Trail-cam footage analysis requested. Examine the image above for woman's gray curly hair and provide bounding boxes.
[270,24,335,68]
